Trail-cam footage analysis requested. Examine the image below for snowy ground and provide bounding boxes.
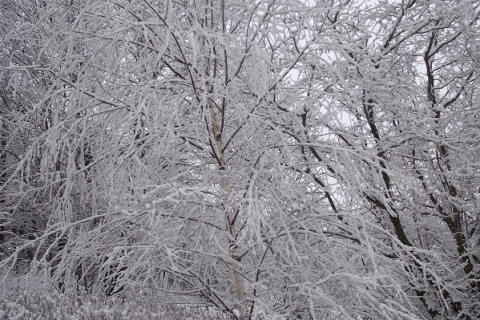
[0,270,231,320]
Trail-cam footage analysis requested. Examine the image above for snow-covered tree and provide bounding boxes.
[1,0,479,319]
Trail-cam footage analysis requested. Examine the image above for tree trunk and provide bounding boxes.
[207,84,247,319]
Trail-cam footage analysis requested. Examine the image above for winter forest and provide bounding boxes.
[0,0,479,319]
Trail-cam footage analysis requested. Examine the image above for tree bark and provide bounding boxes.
[207,83,247,319]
